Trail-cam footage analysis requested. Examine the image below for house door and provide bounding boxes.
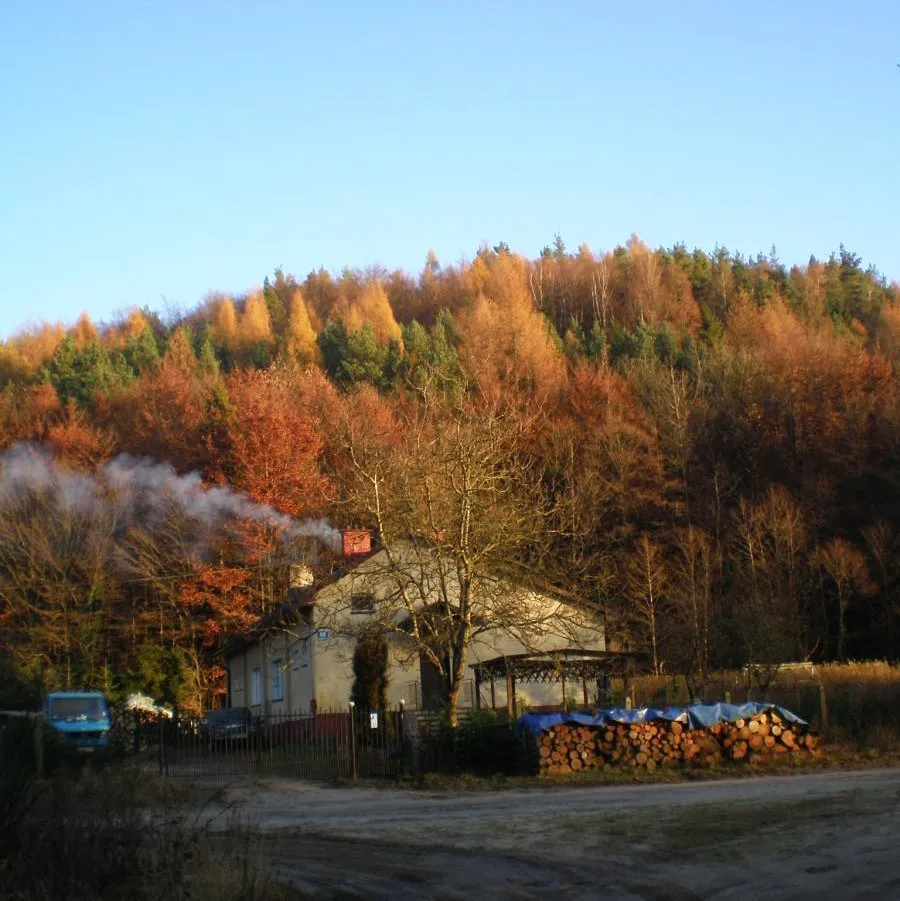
[419,653,449,709]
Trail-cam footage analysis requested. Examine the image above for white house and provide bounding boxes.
[224,530,611,716]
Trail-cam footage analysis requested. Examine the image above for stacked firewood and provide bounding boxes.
[536,710,821,775]
[108,704,134,747]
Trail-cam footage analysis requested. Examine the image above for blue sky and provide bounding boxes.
[1,1,898,337]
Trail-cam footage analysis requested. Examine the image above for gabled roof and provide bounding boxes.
[222,544,379,657]
[222,540,605,658]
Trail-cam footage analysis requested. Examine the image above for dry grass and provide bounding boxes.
[625,661,900,750]
[0,763,301,901]
[550,787,900,861]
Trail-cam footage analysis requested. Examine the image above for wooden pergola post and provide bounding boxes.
[469,651,647,719]
[505,662,517,720]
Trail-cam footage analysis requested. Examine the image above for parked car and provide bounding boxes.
[200,707,256,744]
[43,691,111,752]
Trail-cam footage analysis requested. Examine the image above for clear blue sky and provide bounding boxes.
[1,1,898,338]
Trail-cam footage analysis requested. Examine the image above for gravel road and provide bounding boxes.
[210,767,900,900]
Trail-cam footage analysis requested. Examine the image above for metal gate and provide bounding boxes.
[157,708,405,783]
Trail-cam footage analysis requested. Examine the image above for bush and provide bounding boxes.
[415,709,523,775]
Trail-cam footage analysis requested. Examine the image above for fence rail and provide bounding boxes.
[156,708,406,782]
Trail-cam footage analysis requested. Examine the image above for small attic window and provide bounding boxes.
[350,593,376,614]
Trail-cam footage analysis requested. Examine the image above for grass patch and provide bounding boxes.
[0,763,302,900]
[628,661,900,751]
[554,787,900,861]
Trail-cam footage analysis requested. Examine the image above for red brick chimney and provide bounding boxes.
[341,529,372,557]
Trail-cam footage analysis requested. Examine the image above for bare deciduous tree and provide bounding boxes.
[816,537,874,662]
[668,525,717,697]
[863,520,898,657]
[330,389,592,725]
[0,484,117,689]
[626,533,667,676]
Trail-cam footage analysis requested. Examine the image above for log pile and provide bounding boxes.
[536,710,822,775]
[108,704,163,751]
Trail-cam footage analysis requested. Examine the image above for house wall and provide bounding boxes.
[225,622,317,716]
[311,548,607,712]
[228,546,606,715]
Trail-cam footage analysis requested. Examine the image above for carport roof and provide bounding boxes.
[470,649,649,684]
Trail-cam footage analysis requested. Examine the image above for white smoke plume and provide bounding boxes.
[0,443,342,553]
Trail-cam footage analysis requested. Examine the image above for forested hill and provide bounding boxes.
[1,237,898,710]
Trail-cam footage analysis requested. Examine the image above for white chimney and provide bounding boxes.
[289,564,314,589]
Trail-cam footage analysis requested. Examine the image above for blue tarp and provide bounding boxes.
[517,701,807,736]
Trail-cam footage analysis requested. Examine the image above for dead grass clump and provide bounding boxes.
[626,662,900,751]
[0,764,296,901]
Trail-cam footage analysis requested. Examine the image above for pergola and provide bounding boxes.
[470,649,649,717]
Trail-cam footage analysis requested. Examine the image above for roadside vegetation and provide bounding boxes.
[0,737,296,901]
[625,660,900,750]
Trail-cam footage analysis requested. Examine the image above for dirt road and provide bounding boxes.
[213,768,900,900]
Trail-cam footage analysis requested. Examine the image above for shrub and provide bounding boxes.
[415,708,523,775]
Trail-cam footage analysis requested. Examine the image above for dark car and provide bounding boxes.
[200,707,256,744]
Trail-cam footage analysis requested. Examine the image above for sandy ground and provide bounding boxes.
[205,768,900,900]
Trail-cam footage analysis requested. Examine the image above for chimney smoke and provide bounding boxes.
[0,443,343,555]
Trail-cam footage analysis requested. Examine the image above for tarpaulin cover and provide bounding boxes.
[517,701,807,736]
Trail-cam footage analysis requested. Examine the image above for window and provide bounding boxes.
[350,593,376,614]
[48,696,106,722]
[251,667,262,706]
[271,660,283,701]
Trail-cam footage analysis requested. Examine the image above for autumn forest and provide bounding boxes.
[1,237,899,712]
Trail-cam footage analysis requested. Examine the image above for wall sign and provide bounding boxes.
[316,629,330,641]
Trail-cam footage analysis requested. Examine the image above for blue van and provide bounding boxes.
[43,691,111,751]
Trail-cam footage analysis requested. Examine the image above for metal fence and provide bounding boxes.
[156,708,406,782]
[3,706,528,782]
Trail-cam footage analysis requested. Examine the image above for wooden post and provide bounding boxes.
[34,716,44,778]
[505,669,515,720]
[474,669,482,710]
[817,670,829,741]
[490,680,496,711]
[561,672,567,709]
[582,678,589,709]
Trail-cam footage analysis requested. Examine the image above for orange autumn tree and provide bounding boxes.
[223,368,331,516]
[109,327,227,476]
[174,556,259,713]
[47,399,115,469]
[0,384,62,451]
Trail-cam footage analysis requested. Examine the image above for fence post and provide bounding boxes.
[158,712,164,776]
[170,708,179,777]
[348,703,358,782]
[34,716,44,778]
[816,670,829,741]
[397,701,405,776]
